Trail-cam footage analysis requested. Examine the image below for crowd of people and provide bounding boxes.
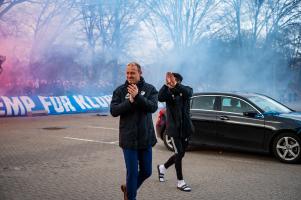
[0,78,113,96]
[1,78,300,103]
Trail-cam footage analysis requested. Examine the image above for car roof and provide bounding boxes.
[192,91,295,112]
[192,92,264,99]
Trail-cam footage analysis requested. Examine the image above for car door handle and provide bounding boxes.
[219,116,229,120]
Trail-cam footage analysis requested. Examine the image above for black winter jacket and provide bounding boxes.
[110,77,158,149]
[158,84,194,138]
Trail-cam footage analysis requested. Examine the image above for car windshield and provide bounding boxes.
[246,95,292,114]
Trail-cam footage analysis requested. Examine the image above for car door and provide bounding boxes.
[190,95,219,145]
[215,96,266,150]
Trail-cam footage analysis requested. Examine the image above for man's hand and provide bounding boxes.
[127,84,139,100]
[129,94,134,103]
[166,72,177,88]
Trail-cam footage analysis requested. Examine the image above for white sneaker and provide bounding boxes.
[157,164,165,182]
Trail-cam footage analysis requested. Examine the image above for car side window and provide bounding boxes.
[221,97,256,114]
[191,96,216,110]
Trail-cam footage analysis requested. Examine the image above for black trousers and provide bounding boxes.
[164,137,189,180]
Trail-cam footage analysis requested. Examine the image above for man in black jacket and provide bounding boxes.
[157,72,194,192]
[110,62,158,200]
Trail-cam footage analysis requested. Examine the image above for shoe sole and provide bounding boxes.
[157,165,165,182]
[177,186,191,192]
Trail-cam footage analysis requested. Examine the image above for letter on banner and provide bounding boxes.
[85,96,100,108]
[73,95,92,109]
[38,96,52,113]
[20,96,36,113]
[60,96,76,112]
[50,97,65,113]
[0,99,5,116]
[1,96,26,116]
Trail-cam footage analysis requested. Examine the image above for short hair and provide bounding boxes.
[127,62,142,73]
[172,73,183,82]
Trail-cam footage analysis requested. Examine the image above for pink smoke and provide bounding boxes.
[0,36,32,94]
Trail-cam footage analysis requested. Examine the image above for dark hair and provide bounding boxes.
[127,62,142,73]
[172,73,183,82]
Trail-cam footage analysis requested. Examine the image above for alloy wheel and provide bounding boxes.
[276,136,300,162]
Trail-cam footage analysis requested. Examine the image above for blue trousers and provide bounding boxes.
[123,147,152,200]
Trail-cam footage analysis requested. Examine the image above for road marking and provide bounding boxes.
[87,126,118,131]
[64,136,118,145]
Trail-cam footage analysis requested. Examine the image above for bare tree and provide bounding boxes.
[219,0,300,49]
[0,0,34,37]
[212,0,246,50]
[0,0,30,19]
[262,0,301,47]
[76,0,146,83]
[245,0,265,46]
[144,0,220,50]
[25,0,79,63]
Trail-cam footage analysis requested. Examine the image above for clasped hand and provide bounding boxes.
[166,72,177,88]
[127,84,138,103]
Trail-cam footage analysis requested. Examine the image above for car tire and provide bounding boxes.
[163,130,174,151]
[272,133,301,163]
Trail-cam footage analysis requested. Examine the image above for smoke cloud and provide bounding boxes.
[0,0,300,107]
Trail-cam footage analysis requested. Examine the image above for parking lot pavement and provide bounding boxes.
[0,114,301,200]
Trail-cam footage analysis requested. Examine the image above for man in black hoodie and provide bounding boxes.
[110,62,158,200]
[157,72,194,192]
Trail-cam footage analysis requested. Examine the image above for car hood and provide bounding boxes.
[278,112,301,121]
[262,111,301,121]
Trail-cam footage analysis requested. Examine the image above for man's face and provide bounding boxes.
[126,64,141,84]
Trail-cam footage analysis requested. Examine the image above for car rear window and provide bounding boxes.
[191,96,216,110]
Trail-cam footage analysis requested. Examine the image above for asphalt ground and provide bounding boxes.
[0,114,300,200]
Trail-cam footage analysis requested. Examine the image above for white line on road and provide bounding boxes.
[64,137,118,145]
[87,126,118,131]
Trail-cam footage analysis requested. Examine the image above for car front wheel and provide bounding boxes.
[163,131,174,151]
[272,133,301,163]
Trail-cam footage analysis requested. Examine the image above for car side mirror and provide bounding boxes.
[243,111,259,118]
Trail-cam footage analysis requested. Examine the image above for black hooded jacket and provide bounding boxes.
[110,77,158,149]
[158,84,194,138]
